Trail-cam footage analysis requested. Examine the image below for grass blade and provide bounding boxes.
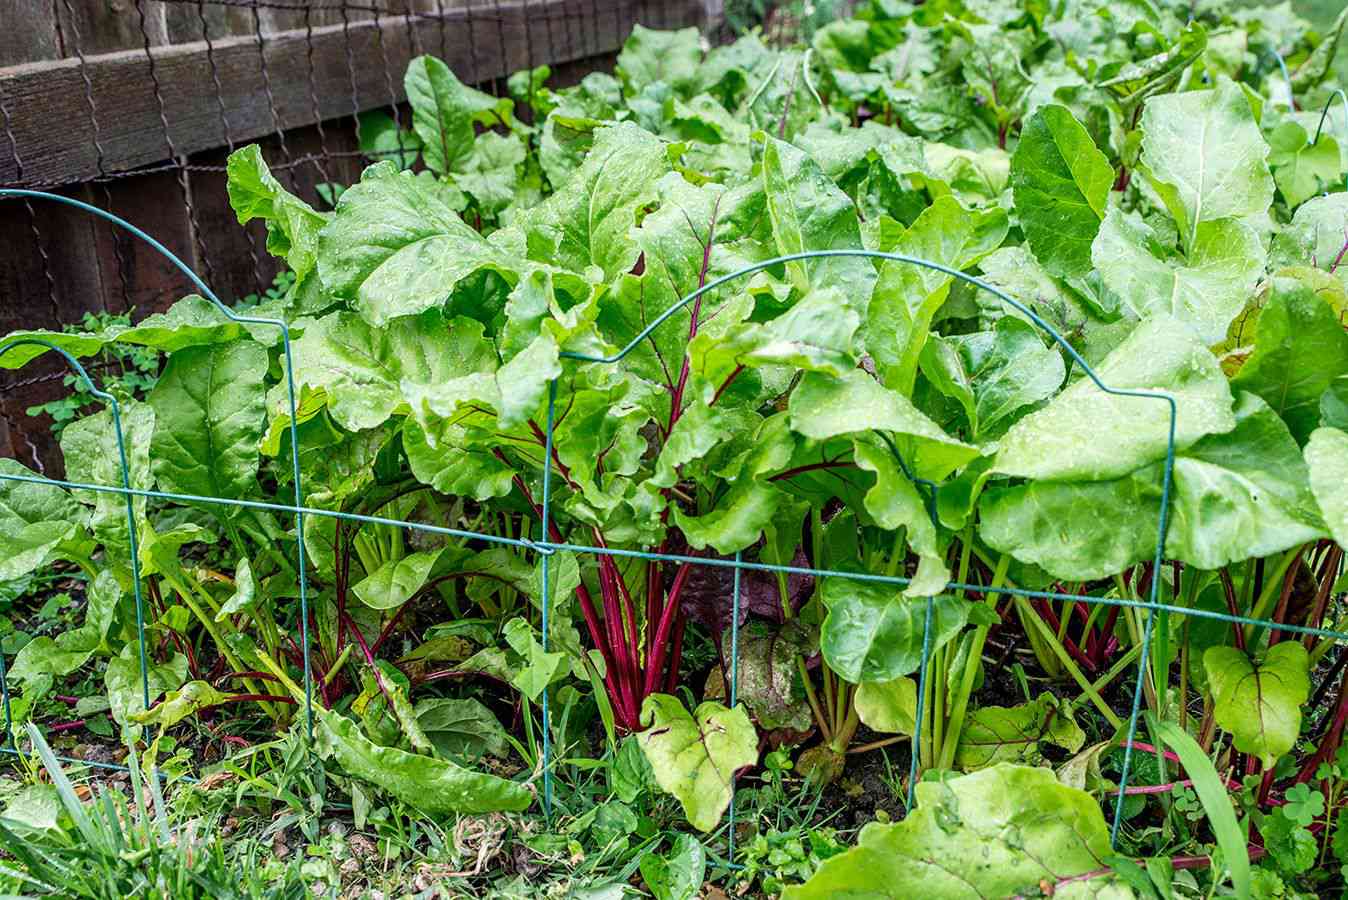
[1149,716,1250,900]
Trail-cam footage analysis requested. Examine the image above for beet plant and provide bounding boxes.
[2,0,1348,895]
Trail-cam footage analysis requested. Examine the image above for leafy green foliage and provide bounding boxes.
[784,764,1132,898]
[2,2,1348,894]
[637,695,758,832]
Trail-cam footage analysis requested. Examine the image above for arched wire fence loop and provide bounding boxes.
[18,192,1348,862]
[0,189,315,744]
[547,246,1179,847]
[0,339,149,757]
[1313,88,1348,146]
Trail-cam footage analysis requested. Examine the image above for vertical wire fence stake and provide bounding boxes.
[1111,404,1177,846]
[539,379,559,821]
[727,551,742,867]
[111,400,152,720]
[907,596,935,812]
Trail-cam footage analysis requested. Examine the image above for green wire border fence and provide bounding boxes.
[0,184,1345,873]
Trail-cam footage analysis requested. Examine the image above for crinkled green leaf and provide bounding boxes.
[226,144,327,288]
[918,315,1065,442]
[1307,426,1348,549]
[404,55,513,175]
[414,697,511,759]
[527,122,669,280]
[318,161,516,326]
[867,197,1008,395]
[789,370,979,482]
[59,398,153,555]
[955,695,1085,771]
[1092,207,1265,344]
[851,436,948,597]
[0,459,83,582]
[673,480,785,555]
[131,680,231,729]
[290,310,494,432]
[1231,273,1348,444]
[762,136,877,304]
[616,25,702,97]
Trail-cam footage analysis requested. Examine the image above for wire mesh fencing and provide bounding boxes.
[5,186,1346,862]
[2,0,1347,879]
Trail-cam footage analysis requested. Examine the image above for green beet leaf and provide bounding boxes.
[788,369,979,482]
[1204,642,1310,768]
[226,145,327,294]
[637,694,758,832]
[0,459,85,582]
[289,310,495,433]
[983,392,1325,579]
[782,764,1133,899]
[316,707,532,815]
[1010,104,1113,279]
[994,314,1235,481]
[866,196,1008,396]
[10,569,119,696]
[918,315,1065,442]
[854,677,917,735]
[762,136,877,305]
[526,122,669,281]
[1306,426,1348,549]
[1092,207,1265,345]
[1160,392,1325,571]
[1268,119,1342,210]
[1139,75,1274,249]
[1231,273,1348,445]
[404,55,513,176]
[954,694,1085,771]
[318,161,516,326]
[414,697,512,759]
[352,549,443,611]
[59,398,153,557]
[820,583,969,683]
[148,340,268,504]
[616,25,703,97]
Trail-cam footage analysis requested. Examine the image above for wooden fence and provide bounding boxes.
[0,0,707,469]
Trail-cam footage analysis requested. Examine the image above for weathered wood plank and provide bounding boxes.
[0,0,704,187]
[163,1,257,45]
[0,0,63,68]
[54,0,168,57]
